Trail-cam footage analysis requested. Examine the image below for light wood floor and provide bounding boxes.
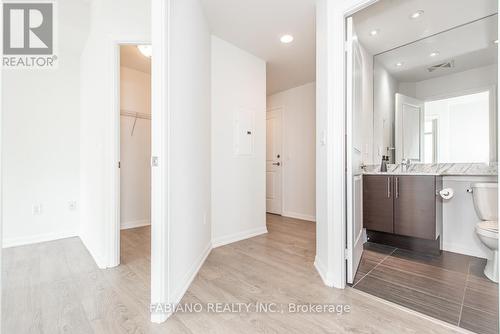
[3,215,467,333]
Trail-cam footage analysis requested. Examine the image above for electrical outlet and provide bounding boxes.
[68,201,77,211]
[32,204,43,215]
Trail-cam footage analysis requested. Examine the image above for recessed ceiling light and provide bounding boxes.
[369,29,379,36]
[494,39,499,45]
[410,10,424,19]
[396,62,403,67]
[280,34,294,44]
[137,45,152,58]
[429,51,440,57]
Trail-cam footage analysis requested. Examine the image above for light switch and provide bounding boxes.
[320,131,327,146]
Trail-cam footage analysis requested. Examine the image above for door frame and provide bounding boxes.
[316,0,379,289]
[266,106,285,216]
[105,0,171,324]
[108,37,151,269]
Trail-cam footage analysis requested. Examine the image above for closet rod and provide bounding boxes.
[120,109,151,120]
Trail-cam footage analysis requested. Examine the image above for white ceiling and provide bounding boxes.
[120,45,151,73]
[376,15,498,82]
[353,0,498,56]
[200,0,316,95]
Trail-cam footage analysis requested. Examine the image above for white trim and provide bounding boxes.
[79,233,107,269]
[102,0,170,325]
[107,35,151,270]
[3,231,78,249]
[150,0,170,324]
[314,255,334,287]
[442,242,487,259]
[121,219,151,230]
[282,211,316,222]
[171,242,212,303]
[323,0,379,290]
[212,227,268,248]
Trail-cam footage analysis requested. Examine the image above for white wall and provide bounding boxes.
[120,66,151,229]
[442,176,494,259]
[80,0,151,267]
[409,64,498,100]
[2,0,90,247]
[267,83,316,221]
[167,0,212,303]
[359,43,374,165]
[211,36,267,247]
[373,59,398,164]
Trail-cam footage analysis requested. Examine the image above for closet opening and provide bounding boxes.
[118,44,152,273]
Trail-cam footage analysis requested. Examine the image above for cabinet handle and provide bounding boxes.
[395,177,399,198]
[387,177,391,198]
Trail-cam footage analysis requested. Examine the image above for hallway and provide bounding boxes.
[3,215,465,333]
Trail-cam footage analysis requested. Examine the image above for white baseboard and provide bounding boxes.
[212,226,268,248]
[121,219,151,230]
[79,233,107,269]
[151,313,170,324]
[172,242,212,303]
[314,255,335,287]
[3,230,78,249]
[442,242,488,259]
[282,211,316,222]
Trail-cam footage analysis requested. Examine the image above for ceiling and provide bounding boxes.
[200,0,316,95]
[375,15,498,82]
[353,0,498,56]
[120,45,151,73]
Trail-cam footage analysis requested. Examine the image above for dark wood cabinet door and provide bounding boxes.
[394,176,436,240]
[363,175,394,233]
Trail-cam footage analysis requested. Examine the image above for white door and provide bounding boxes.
[395,93,425,163]
[266,109,283,214]
[346,17,365,284]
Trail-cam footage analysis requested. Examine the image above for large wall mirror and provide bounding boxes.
[373,14,498,164]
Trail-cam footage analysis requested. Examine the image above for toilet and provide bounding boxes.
[472,183,499,283]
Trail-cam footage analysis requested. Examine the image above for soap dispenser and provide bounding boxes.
[380,155,388,172]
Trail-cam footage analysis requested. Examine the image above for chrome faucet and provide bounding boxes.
[401,158,411,172]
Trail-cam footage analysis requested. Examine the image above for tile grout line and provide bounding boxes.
[353,247,398,288]
[457,260,471,327]
[354,249,468,308]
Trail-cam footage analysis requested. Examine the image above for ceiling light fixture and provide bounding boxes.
[280,34,294,44]
[410,10,424,19]
[369,29,379,36]
[137,45,152,58]
[429,51,440,57]
[396,62,403,67]
[494,39,499,45]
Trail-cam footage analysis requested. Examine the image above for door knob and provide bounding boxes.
[272,162,281,166]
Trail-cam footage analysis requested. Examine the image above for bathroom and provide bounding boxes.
[346,1,499,333]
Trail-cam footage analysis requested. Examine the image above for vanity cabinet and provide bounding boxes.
[394,175,438,240]
[363,175,394,233]
[363,174,442,241]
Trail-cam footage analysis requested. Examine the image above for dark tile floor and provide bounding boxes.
[352,243,499,334]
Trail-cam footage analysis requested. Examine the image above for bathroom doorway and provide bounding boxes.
[345,1,499,333]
